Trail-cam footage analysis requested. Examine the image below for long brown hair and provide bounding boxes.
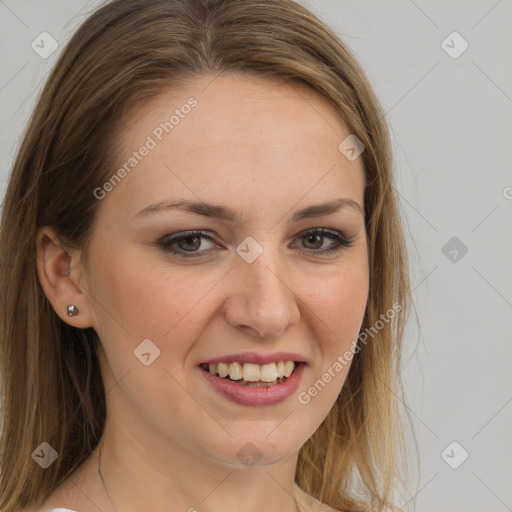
[0,1,413,510]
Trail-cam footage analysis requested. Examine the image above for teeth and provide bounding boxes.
[284,361,294,378]
[242,363,261,382]
[218,362,229,378]
[205,360,297,383]
[260,362,278,382]
[228,362,243,380]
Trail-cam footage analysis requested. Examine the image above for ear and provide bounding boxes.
[35,226,95,329]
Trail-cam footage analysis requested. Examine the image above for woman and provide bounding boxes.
[0,1,412,511]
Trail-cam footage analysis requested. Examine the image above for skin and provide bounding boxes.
[34,72,369,512]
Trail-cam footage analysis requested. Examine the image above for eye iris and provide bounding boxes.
[304,234,323,250]
[159,228,348,257]
[178,236,202,251]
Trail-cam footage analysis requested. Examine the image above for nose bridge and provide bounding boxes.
[226,239,299,339]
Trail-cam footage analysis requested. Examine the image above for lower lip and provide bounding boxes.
[199,363,306,406]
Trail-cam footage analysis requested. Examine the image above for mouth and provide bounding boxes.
[199,361,304,387]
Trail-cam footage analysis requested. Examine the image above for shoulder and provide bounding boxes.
[293,483,398,512]
[17,498,79,512]
[18,507,78,512]
[45,509,79,512]
[17,470,86,512]
[293,483,340,512]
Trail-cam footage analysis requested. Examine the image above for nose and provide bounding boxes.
[223,245,301,339]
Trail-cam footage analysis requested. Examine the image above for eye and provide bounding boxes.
[157,230,217,257]
[156,228,353,257]
[292,228,353,255]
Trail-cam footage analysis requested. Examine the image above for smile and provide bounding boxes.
[198,361,306,406]
[200,361,296,386]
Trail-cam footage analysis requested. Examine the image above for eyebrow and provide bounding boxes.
[134,197,364,223]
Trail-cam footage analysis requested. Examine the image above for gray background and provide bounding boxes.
[1,1,511,511]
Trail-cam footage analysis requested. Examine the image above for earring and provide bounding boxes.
[67,304,79,317]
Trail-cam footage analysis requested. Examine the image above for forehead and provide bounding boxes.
[105,72,366,219]
[122,72,351,146]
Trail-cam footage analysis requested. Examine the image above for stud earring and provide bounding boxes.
[67,304,79,317]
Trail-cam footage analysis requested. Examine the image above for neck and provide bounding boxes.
[85,415,303,512]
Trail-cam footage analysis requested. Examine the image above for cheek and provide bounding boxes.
[304,263,369,350]
[87,256,220,430]
[88,250,225,363]
[293,267,368,423]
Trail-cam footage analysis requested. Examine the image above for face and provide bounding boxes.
[81,72,369,469]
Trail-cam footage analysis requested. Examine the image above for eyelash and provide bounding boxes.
[156,228,353,258]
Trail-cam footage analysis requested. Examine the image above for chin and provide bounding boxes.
[209,429,306,469]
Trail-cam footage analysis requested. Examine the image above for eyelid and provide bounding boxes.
[157,229,217,249]
[292,228,353,254]
[159,227,350,242]
[157,227,353,257]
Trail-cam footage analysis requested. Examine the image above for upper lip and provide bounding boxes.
[200,351,306,366]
